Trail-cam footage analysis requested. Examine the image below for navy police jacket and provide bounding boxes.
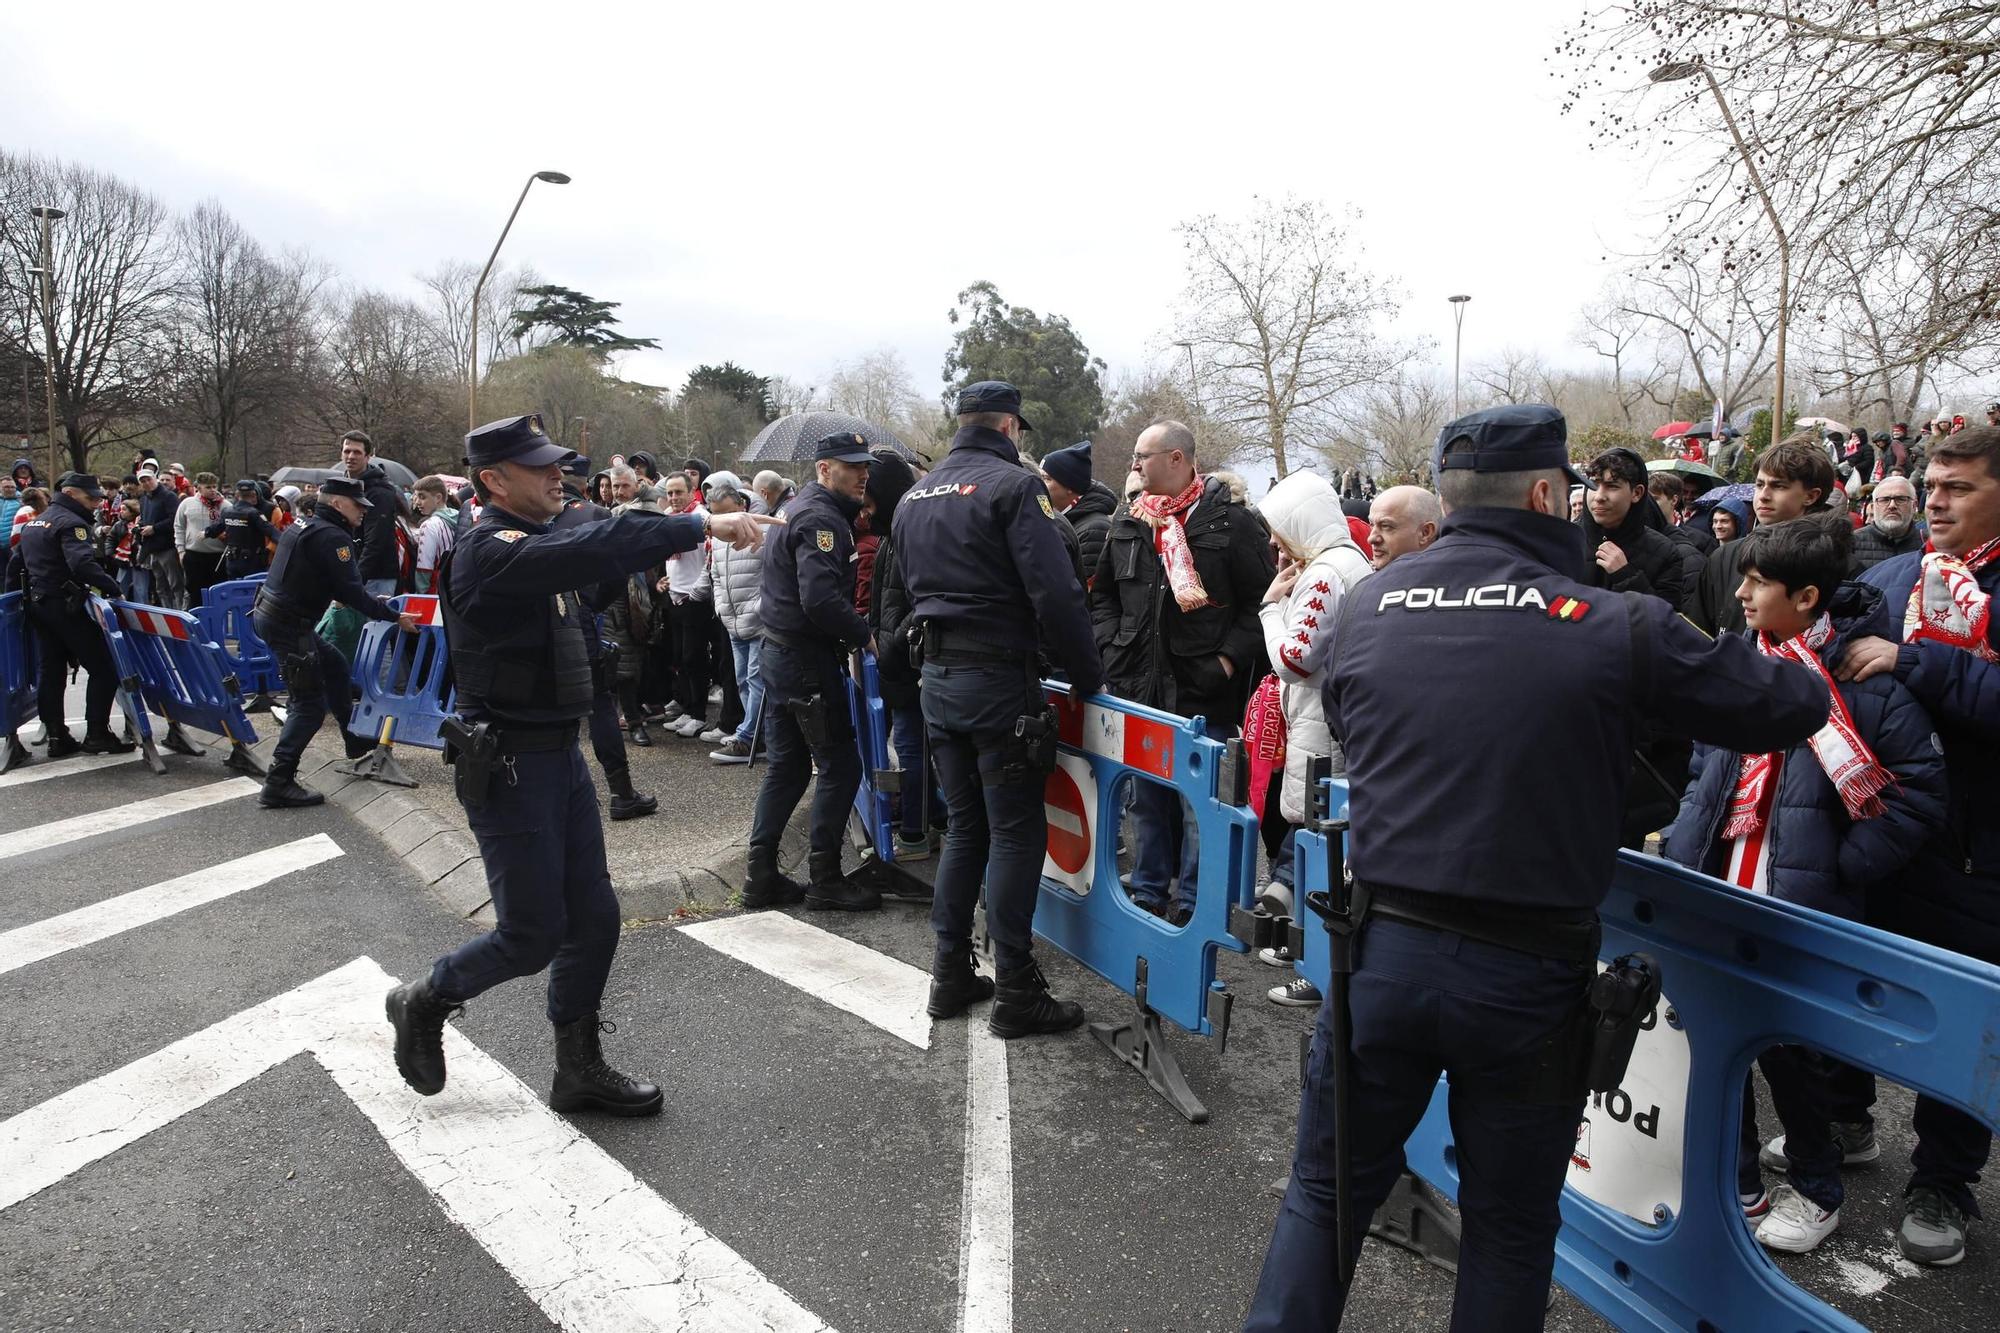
[759,480,872,649]
[1862,549,2000,957]
[896,425,1104,696]
[9,493,121,599]
[1328,506,1828,911]
[264,512,400,625]
[1663,583,1946,919]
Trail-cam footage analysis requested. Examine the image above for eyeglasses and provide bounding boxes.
[1875,495,1915,505]
[1131,449,1169,464]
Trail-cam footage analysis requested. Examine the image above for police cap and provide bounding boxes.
[955,380,1034,430]
[1432,404,1584,487]
[318,475,373,508]
[814,432,874,465]
[465,413,575,472]
[559,453,592,479]
[235,477,259,493]
[56,471,105,499]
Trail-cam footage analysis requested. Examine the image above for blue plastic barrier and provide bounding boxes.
[1293,777,2000,1331]
[0,591,39,772]
[85,596,264,777]
[194,577,282,708]
[343,594,451,787]
[1032,681,1261,1123]
[845,650,899,862]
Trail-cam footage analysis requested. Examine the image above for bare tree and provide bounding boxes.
[312,287,453,459]
[0,149,177,472]
[1617,258,1778,419]
[416,258,543,389]
[1172,197,1420,478]
[1577,295,1673,428]
[1346,371,1452,483]
[482,343,670,467]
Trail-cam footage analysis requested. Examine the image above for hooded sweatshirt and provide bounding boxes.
[1254,471,1374,823]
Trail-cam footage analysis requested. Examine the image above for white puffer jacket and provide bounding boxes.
[711,534,763,640]
[1255,471,1373,823]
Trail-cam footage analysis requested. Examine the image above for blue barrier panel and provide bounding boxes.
[1293,777,2000,1330]
[1032,682,1261,1122]
[86,596,264,777]
[0,591,39,772]
[845,650,899,862]
[343,594,450,787]
[194,577,282,706]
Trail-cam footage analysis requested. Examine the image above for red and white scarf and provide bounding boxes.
[1130,475,1210,611]
[1242,673,1287,823]
[1726,614,1895,836]
[1903,535,2000,663]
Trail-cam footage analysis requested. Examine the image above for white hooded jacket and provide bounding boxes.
[1255,471,1373,823]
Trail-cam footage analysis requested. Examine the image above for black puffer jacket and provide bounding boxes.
[1089,477,1275,723]
[355,462,403,584]
[1065,480,1117,590]
[1578,494,1689,609]
[1851,520,1925,572]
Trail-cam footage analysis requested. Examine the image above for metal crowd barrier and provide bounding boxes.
[0,591,39,773]
[1292,776,2000,1331]
[86,596,265,777]
[342,594,450,787]
[194,575,280,711]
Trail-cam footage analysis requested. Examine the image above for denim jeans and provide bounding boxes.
[1129,715,1233,911]
[729,634,763,745]
[892,704,927,836]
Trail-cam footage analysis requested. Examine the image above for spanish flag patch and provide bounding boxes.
[1548,595,1590,621]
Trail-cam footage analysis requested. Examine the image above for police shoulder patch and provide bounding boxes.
[492,529,525,543]
[815,529,835,552]
[1038,494,1055,519]
[336,545,352,562]
[73,526,88,542]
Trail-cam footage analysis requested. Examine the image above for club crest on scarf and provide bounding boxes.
[1904,535,2000,663]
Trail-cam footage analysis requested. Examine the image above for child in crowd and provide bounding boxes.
[1665,513,1946,1252]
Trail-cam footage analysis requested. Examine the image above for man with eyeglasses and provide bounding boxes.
[1853,476,1925,571]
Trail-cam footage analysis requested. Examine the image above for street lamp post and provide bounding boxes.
[1649,59,1789,442]
[1448,295,1471,417]
[1172,339,1201,450]
[30,205,65,480]
[468,171,571,431]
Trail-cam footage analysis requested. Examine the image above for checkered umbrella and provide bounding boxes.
[739,412,919,465]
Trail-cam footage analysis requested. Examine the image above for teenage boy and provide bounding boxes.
[1666,514,1946,1253]
[1689,438,1837,637]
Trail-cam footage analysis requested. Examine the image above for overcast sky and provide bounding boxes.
[9,1,1675,404]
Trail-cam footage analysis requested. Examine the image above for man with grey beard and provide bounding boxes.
[1852,476,1925,571]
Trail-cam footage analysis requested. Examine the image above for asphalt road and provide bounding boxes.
[3,719,1997,1332]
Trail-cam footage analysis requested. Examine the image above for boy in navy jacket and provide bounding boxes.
[1666,513,1947,1252]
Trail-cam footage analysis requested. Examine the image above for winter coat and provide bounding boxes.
[1851,521,1926,572]
[9,458,40,491]
[1578,495,1687,609]
[0,494,18,537]
[1860,550,2000,959]
[870,531,920,710]
[711,533,763,641]
[355,463,402,583]
[1664,583,1947,919]
[1064,481,1117,590]
[138,484,180,555]
[1689,535,1752,639]
[1090,476,1276,724]
[602,571,655,686]
[855,517,882,616]
[1254,472,1373,823]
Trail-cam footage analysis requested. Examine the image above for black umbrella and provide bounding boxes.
[740,412,918,465]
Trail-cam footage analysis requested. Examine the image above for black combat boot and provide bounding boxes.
[258,767,325,808]
[989,959,1086,1039]
[741,844,806,910]
[342,729,374,760]
[605,765,657,821]
[80,727,134,754]
[550,1014,663,1116]
[43,729,82,759]
[928,945,996,1019]
[385,976,462,1096]
[804,850,881,912]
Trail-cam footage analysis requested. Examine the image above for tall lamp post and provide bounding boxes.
[29,205,65,480]
[1172,339,1201,450]
[468,171,570,431]
[1448,294,1471,416]
[1650,59,1789,441]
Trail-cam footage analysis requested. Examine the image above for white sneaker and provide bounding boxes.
[1267,976,1322,1007]
[1257,945,1295,968]
[672,716,706,738]
[1755,1186,1838,1253]
[698,726,728,743]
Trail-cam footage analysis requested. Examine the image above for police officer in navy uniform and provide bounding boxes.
[740,431,881,912]
[7,472,133,757]
[895,382,1106,1036]
[385,414,769,1116]
[1243,405,1830,1330]
[207,478,281,581]
[551,453,657,822]
[252,475,417,808]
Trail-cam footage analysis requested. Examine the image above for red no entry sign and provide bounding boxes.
[1044,765,1090,877]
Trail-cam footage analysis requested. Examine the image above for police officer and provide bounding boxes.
[1242,405,1830,1330]
[740,432,881,912]
[384,414,769,1117]
[206,478,281,581]
[252,475,417,808]
[895,382,1105,1037]
[7,472,133,757]
[551,453,657,822]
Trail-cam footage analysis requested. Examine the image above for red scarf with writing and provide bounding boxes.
[1130,475,1210,611]
[1903,535,2000,662]
[1726,614,1894,836]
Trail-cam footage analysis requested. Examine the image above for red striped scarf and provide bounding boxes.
[1130,475,1210,611]
[1903,535,2000,663]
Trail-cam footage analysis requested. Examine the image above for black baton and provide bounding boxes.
[1302,766,1369,1289]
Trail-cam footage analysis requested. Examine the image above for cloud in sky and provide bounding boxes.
[6,1,1670,400]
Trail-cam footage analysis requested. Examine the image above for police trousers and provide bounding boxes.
[748,639,859,856]
[432,743,620,1025]
[1245,920,1590,1332]
[922,660,1044,972]
[27,599,116,738]
[254,610,354,785]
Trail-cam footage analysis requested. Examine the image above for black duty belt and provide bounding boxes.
[1358,881,1600,965]
[761,628,842,655]
[253,588,317,628]
[492,721,580,753]
[924,623,1036,668]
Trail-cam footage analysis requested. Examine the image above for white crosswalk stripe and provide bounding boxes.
[0,751,142,789]
[0,777,259,863]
